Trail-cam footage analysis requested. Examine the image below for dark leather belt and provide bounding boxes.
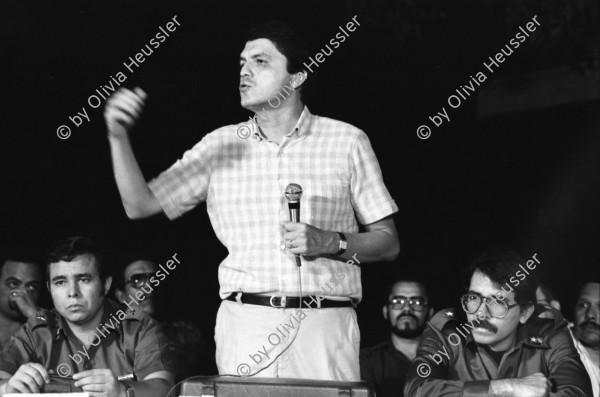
[225,293,357,309]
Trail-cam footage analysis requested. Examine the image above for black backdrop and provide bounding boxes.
[1,0,599,367]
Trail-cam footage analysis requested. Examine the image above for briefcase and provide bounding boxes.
[179,375,374,397]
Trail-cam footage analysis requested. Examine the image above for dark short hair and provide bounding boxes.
[537,280,558,301]
[0,245,42,277]
[116,247,158,286]
[46,236,109,282]
[574,272,600,294]
[244,20,310,94]
[386,278,430,301]
[467,247,538,305]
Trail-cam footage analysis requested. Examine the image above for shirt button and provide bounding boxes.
[280,244,286,251]
[84,362,92,370]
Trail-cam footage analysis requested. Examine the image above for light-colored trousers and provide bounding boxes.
[215,299,360,381]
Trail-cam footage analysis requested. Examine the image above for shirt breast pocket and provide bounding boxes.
[305,179,351,228]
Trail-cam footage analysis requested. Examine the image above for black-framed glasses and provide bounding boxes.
[461,293,521,319]
[388,296,428,311]
[124,273,154,289]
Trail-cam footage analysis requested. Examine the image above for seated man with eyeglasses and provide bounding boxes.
[405,248,592,397]
[360,277,433,397]
[114,250,210,381]
[114,253,161,321]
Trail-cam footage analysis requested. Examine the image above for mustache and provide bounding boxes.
[579,320,600,329]
[472,319,498,333]
[396,313,418,322]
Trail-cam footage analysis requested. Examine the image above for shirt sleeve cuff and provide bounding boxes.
[148,179,183,220]
[0,364,17,375]
[463,380,491,397]
[357,199,399,225]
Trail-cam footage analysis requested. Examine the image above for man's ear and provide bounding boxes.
[382,305,389,320]
[519,304,536,324]
[427,307,435,320]
[115,288,126,303]
[46,281,51,293]
[103,276,112,296]
[291,71,307,90]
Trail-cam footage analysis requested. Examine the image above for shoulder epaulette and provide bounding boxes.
[27,309,58,330]
[429,308,462,332]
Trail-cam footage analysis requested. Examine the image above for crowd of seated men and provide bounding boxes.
[0,241,596,397]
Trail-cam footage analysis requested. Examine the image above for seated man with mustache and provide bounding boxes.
[405,248,592,397]
[570,280,599,396]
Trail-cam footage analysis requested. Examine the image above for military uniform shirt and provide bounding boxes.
[0,300,173,380]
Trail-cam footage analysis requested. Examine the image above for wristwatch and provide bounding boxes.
[120,381,134,397]
[336,232,347,255]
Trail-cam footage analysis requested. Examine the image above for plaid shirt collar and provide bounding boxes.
[250,106,312,141]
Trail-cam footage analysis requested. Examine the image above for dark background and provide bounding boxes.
[1,0,599,371]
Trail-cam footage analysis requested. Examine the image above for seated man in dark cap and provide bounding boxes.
[404,248,592,397]
[0,236,174,396]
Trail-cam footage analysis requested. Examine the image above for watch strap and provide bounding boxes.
[336,232,347,255]
[120,381,134,397]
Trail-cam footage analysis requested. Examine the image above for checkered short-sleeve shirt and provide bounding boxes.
[149,107,398,300]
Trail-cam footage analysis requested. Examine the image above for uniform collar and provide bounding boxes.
[250,106,312,141]
[463,304,559,351]
[53,299,123,343]
[515,304,563,349]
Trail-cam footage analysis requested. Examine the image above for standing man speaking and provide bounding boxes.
[104,20,399,381]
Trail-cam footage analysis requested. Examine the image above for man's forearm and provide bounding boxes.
[108,134,160,219]
[327,217,399,263]
[489,379,513,396]
[341,228,399,262]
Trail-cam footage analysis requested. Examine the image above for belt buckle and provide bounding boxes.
[269,295,287,308]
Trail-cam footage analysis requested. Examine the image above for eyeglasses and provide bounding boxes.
[124,273,154,289]
[388,296,428,311]
[461,293,521,319]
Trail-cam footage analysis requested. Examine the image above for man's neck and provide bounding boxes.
[582,343,600,368]
[67,305,105,347]
[253,99,304,144]
[391,333,421,360]
[487,332,517,353]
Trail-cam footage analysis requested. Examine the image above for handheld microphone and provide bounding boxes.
[285,183,303,267]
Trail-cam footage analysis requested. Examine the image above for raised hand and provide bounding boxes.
[104,87,147,139]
